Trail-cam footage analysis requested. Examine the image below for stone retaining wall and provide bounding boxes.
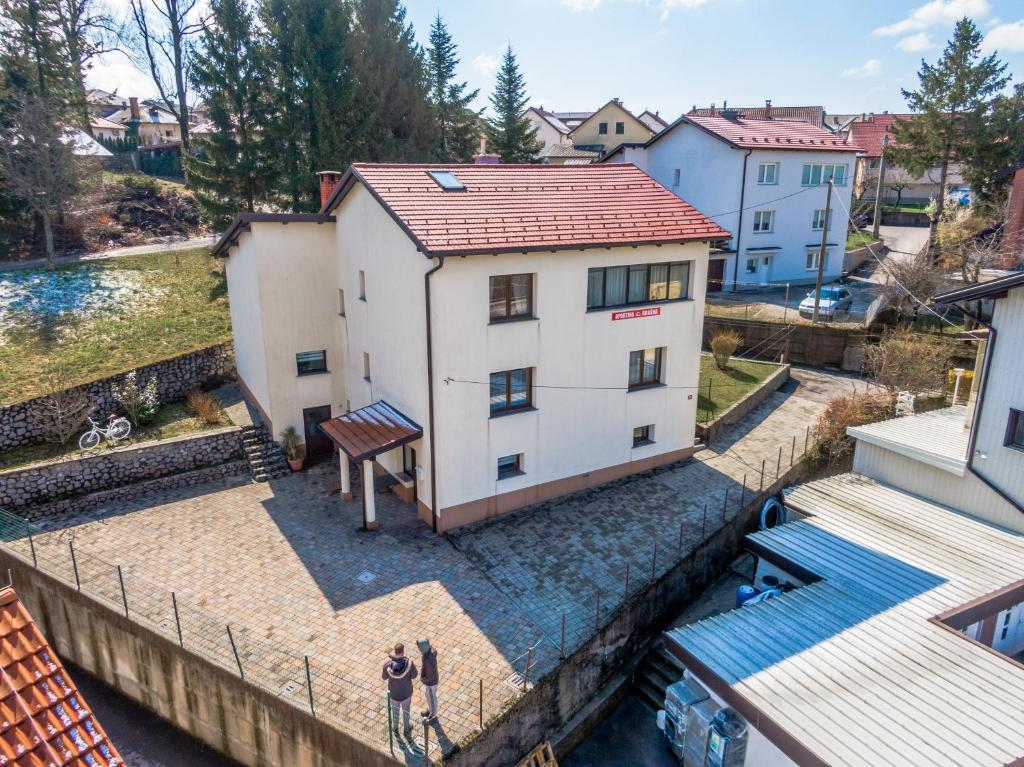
[0,342,234,450]
[697,362,791,446]
[0,427,244,511]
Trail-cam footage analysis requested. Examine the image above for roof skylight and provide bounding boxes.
[427,170,466,191]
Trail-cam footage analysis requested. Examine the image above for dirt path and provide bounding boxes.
[0,235,217,272]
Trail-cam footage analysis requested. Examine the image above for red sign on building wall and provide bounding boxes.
[611,307,661,321]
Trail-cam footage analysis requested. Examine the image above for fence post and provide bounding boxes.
[387,691,394,755]
[27,527,36,568]
[776,445,783,480]
[740,474,747,510]
[791,435,796,467]
[651,542,658,581]
[423,717,430,765]
[226,625,244,680]
[522,646,533,691]
[117,565,128,617]
[759,459,766,491]
[805,425,810,454]
[69,542,80,591]
[479,679,484,729]
[171,592,183,647]
[305,655,315,718]
[722,487,729,522]
[559,613,566,659]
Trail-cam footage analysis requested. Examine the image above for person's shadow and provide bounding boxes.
[431,718,455,756]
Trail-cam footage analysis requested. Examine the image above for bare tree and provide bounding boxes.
[937,202,1006,284]
[54,0,116,135]
[0,94,85,268]
[31,369,95,444]
[125,0,202,151]
[864,329,951,394]
[880,254,946,321]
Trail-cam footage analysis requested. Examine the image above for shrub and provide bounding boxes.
[710,329,743,370]
[30,369,94,444]
[111,370,160,426]
[279,426,304,461]
[864,329,951,394]
[186,390,223,425]
[810,391,896,467]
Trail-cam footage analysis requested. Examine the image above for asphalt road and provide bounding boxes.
[562,694,677,767]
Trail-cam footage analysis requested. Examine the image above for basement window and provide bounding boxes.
[427,170,465,191]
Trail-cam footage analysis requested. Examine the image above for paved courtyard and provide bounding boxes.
[4,366,868,762]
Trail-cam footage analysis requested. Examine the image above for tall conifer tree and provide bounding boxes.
[187,0,274,226]
[484,46,539,163]
[427,14,479,162]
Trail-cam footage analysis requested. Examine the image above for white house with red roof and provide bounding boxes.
[603,111,861,292]
[214,163,728,533]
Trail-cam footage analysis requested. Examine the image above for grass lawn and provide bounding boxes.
[846,231,880,250]
[697,353,779,423]
[0,247,230,404]
[0,401,229,471]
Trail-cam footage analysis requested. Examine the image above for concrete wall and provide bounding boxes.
[0,552,395,767]
[702,317,867,370]
[0,427,244,511]
[431,241,708,529]
[697,362,790,445]
[0,342,234,450]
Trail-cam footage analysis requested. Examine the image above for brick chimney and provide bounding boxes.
[129,97,140,121]
[317,170,342,209]
[473,153,500,164]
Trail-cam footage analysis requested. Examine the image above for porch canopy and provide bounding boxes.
[319,401,422,461]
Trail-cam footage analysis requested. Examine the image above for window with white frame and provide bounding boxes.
[812,209,832,231]
[801,163,847,186]
[757,163,778,184]
[745,257,757,273]
[805,249,830,271]
[752,210,774,233]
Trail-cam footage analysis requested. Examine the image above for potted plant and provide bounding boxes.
[280,426,305,471]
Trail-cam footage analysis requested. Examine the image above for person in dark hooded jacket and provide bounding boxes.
[382,643,417,735]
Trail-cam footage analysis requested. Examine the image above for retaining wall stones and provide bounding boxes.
[0,342,235,450]
[0,427,244,511]
[697,362,791,446]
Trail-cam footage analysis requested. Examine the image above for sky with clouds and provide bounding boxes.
[87,0,1024,118]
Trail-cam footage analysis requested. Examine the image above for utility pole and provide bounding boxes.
[811,179,834,324]
[871,134,889,240]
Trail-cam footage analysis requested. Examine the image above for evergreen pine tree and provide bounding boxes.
[427,14,480,162]
[890,17,1010,258]
[187,0,274,227]
[349,0,436,162]
[484,46,540,163]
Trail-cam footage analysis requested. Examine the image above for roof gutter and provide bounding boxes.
[424,255,445,533]
[953,303,1024,517]
[731,149,753,290]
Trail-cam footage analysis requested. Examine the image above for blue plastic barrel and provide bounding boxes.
[735,584,757,608]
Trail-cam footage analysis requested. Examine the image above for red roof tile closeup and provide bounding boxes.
[336,163,730,257]
[0,587,123,766]
[683,115,861,153]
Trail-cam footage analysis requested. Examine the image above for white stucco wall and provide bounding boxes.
[643,123,857,290]
[223,221,344,439]
[430,241,708,513]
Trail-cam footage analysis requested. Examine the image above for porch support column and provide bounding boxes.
[362,459,378,531]
[339,451,352,501]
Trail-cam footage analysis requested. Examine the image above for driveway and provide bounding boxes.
[860,225,930,285]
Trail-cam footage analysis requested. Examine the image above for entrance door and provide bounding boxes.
[302,405,333,462]
[707,259,725,292]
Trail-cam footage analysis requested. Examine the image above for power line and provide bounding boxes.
[706,185,819,219]
[442,376,778,393]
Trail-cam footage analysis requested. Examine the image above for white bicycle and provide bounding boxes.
[78,414,132,450]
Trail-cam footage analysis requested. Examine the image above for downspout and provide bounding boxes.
[955,304,1024,516]
[731,149,753,291]
[424,255,446,532]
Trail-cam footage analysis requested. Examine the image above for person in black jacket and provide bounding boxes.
[417,637,439,721]
[382,643,417,735]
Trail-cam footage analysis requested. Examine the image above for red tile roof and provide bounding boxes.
[0,587,124,766]
[329,163,730,256]
[845,114,916,157]
[688,105,825,127]
[677,116,861,153]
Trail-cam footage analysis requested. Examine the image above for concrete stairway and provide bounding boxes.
[632,639,686,711]
[240,423,290,482]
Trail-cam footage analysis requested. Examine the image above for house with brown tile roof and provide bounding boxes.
[687,102,825,128]
[602,112,861,291]
[213,162,728,533]
[0,586,124,766]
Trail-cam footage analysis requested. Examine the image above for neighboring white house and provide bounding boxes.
[214,163,729,534]
[655,272,1024,767]
[602,112,861,292]
[524,107,572,157]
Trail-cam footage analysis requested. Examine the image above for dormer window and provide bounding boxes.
[427,170,465,191]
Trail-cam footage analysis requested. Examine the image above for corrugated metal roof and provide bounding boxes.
[319,401,422,462]
[847,406,969,476]
[666,473,1024,767]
